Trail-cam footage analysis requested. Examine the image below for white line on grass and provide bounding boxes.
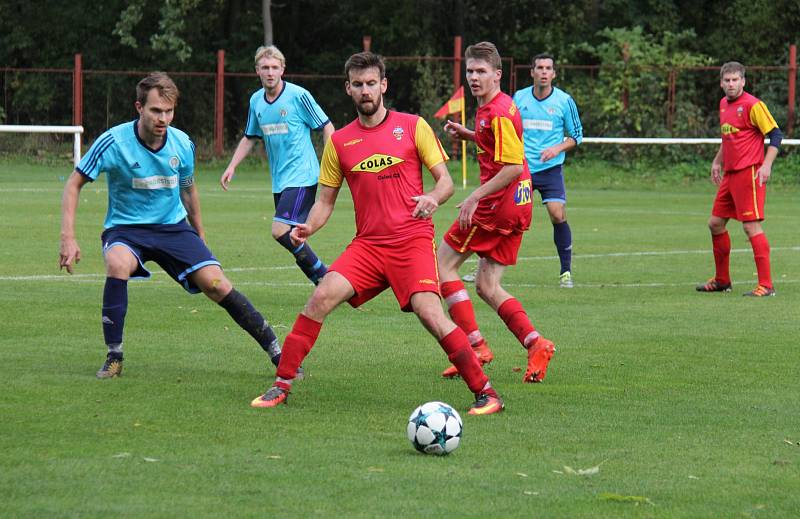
[3,246,797,283]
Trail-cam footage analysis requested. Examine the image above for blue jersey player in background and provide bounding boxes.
[59,72,293,384]
[220,45,334,285]
[513,53,583,288]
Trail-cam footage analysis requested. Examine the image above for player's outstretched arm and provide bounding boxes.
[444,120,476,142]
[220,137,257,191]
[291,185,340,245]
[59,171,90,274]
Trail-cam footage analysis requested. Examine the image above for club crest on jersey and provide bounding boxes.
[392,126,404,141]
[736,106,744,117]
[351,154,405,173]
[280,109,288,117]
[169,156,180,169]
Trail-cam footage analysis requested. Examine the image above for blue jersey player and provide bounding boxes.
[221,45,334,285]
[59,72,293,383]
[513,53,583,288]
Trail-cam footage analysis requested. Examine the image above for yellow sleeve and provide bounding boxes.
[490,116,524,165]
[749,101,778,135]
[318,139,344,188]
[414,118,449,170]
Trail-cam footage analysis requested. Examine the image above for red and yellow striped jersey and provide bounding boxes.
[319,111,448,244]
[719,92,778,172]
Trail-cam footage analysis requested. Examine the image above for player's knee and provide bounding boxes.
[201,276,232,302]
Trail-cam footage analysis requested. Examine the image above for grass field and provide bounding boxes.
[1,157,798,518]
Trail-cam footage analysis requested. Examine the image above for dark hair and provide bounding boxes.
[720,61,745,80]
[532,53,556,70]
[136,72,179,106]
[344,52,386,79]
[465,41,502,70]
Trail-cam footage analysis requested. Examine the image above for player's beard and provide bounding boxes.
[355,94,383,116]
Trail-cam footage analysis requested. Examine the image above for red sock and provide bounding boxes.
[712,231,731,285]
[749,233,772,289]
[440,280,485,348]
[497,298,539,349]
[438,328,488,395]
[275,313,322,383]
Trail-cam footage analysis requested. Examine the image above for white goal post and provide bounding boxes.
[0,125,84,166]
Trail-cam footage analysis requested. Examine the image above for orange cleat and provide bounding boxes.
[467,392,505,415]
[524,338,555,383]
[250,385,289,408]
[441,343,494,378]
[743,285,775,297]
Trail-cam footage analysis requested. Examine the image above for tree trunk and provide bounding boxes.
[262,0,273,45]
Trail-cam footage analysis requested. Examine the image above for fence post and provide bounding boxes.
[363,36,372,52]
[73,53,83,132]
[215,49,225,157]
[788,44,796,137]
[667,68,676,134]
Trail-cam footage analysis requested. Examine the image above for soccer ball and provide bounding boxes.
[407,401,463,455]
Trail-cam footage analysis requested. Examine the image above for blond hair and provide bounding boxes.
[254,45,286,68]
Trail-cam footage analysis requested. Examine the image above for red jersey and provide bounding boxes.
[319,111,448,244]
[719,92,778,172]
[473,91,532,234]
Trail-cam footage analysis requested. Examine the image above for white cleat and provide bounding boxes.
[559,271,574,288]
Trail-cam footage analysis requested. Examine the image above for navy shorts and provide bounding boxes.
[531,164,567,204]
[101,221,221,294]
[273,185,317,226]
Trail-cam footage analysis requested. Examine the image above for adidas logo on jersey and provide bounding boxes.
[131,162,141,169]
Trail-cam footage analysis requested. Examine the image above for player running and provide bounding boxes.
[221,45,333,285]
[59,72,291,379]
[437,42,556,383]
[696,61,782,297]
[250,51,505,415]
[513,53,583,288]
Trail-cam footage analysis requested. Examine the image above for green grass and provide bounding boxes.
[1,156,798,518]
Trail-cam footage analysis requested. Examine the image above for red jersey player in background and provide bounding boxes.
[697,61,782,297]
[250,51,505,415]
[438,42,556,383]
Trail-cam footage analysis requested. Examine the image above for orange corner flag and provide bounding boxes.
[434,86,464,119]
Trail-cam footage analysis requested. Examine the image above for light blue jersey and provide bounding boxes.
[244,81,330,193]
[512,86,582,174]
[77,120,195,228]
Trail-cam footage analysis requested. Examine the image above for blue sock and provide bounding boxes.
[277,231,328,285]
[102,277,128,358]
[218,288,281,365]
[553,221,572,275]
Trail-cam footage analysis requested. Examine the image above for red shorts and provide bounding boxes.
[329,236,440,312]
[442,221,524,266]
[711,165,766,222]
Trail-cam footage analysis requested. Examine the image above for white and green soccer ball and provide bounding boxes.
[407,401,463,455]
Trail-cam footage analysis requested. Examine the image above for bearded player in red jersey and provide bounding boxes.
[250,51,505,415]
[697,61,782,297]
[437,42,556,383]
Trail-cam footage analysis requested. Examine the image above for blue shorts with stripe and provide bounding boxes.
[101,220,220,294]
[531,164,567,204]
[273,185,317,226]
